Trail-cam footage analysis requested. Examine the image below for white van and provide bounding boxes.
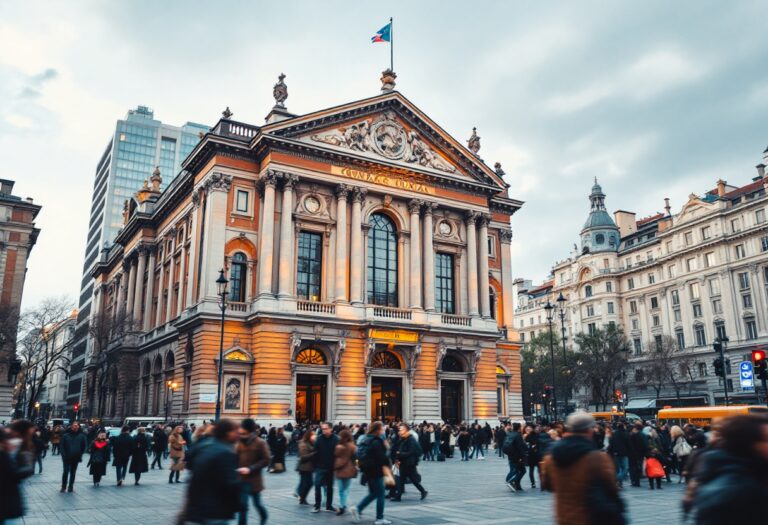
[123,416,166,428]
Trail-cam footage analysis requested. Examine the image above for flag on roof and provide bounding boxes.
[371,22,391,43]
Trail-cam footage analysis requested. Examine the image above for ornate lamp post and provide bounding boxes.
[214,269,229,421]
[556,292,569,415]
[165,380,178,421]
[544,300,558,421]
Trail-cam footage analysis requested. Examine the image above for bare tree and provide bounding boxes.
[640,335,697,401]
[84,306,131,418]
[16,296,75,418]
[573,325,631,411]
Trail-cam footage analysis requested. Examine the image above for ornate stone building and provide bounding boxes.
[0,179,41,417]
[84,74,523,425]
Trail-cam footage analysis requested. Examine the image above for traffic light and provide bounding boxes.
[713,341,723,353]
[712,357,724,377]
[753,349,768,380]
[73,403,79,413]
[614,389,623,402]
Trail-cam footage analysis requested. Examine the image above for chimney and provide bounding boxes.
[716,179,727,197]
[613,210,636,238]
[756,164,765,179]
[664,197,671,216]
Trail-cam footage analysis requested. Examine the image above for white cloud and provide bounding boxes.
[4,113,34,128]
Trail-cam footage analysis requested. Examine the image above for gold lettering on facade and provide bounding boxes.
[369,328,420,343]
[331,166,434,195]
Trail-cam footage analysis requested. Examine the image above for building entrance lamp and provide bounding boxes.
[556,292,569,415]
[543,300,558,422]
[165,380,178,421]
[214,269,229,421]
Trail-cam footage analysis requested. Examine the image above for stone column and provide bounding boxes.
[478,215,491,318]
[126,257,137,320]
[409,199,423,309]
[422,202,436,312]
[349,187,367,305]
[116,271,127,319]
[334,185,350,302]
[133,248,147,324]
[465,212,479,317]
[176,235,187,315]
[155,250,166,328]
[186,197,199,308]
[277,174,297,298]
[199,173,231,299]
[143,248,156,331]
[257,172,278,297]
[499,230,515,330]
[165,236,176,322]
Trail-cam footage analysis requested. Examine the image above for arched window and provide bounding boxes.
[372,351,401,369]
[489,286,497,320]
[367,214,398,306]
[229,252,247,302]
[441,355,464,372]
[296,348,327,365]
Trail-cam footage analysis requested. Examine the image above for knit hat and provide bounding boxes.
[565,410,596,433]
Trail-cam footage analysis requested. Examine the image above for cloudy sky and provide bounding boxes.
[2,1,767,310]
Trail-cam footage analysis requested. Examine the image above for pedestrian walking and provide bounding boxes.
[311,422,339,513]
[1,421,36,523]
[168,425,186,483]
[471,424,485,460]
[541,411,625,525]
[59,421,87,493]
[608,422,630,487]
[112,426,132,486]
[296,429,316,505]
[524,425,542,488]
[418,425,432,462]
[333,428,357,515]
[685,415,768,524]
[236,418,270,525]
[645,428,665,490]
[129,427,149,485]
[392,423,427,501]
[670,425,692,483]
[32,429,45,474]
[50,425,62,455]
[627,423,647,487]
[151,424,167,470]
[457,426,470,461]
[269,427,286,473]
[502,422,527,492]
[351,421,393,525]
[88,431,111,486]
[180,419,242,525]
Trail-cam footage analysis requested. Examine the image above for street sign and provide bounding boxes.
[740,361,754,390]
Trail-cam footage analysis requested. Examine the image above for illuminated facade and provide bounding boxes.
[86,74,523,425]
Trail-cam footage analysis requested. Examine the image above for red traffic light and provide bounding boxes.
[753,349,766,363]
[73,403,79,411]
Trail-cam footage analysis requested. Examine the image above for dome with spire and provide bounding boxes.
[580,178,619,254]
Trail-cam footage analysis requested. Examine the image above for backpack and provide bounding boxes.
[502,433,516,456]
[356,435,376,469]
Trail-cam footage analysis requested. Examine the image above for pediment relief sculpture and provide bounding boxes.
[310,111,456,173]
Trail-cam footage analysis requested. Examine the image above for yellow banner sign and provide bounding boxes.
[369,328,419,343]
[331,166,434,195]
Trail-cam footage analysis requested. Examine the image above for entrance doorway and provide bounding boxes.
[441,379,464,424]
[371,377,402,421]
[295,374,327,423]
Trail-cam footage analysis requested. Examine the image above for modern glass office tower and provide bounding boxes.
[66,106,207,412]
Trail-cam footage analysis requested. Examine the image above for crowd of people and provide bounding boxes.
[1,412,767,525]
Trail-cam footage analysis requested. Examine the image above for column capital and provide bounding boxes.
[479,213,492,227]
[261,170,279,188]
[423,201,438,216]
[204,172,233,193]
[191,191,201,209]
[408,199,424,214]
[465,210,480,225]
[499,229,513,244]
[335,184,351,200]
[281,172,299,189]
[352,187,368,203]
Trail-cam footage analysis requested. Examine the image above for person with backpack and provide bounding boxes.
[502,422,527,492]
[351,421,393,525]
[392,423,427,502]
[311,422,339,513]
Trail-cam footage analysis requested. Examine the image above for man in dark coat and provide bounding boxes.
[351,421,392,524]
[151,425,167,469]
[608,423,630,487]
[502,422,527,492]
[393,424,427,501]
[628,423,647,487]
[59,421,87,492]
[129,427,150,485]
[111,426,133,486]
[184,419,242,524]
[312,422,339,513]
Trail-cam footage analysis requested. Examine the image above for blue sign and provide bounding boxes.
[740,361,754,390]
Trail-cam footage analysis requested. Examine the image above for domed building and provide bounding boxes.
[580,179,619,254]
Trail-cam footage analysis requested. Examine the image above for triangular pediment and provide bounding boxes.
[675,194,716,225]
[262,92,506,190]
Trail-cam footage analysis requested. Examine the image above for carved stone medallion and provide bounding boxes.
[370,111,407,160]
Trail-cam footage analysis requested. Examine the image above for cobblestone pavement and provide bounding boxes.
[20,451,687,524]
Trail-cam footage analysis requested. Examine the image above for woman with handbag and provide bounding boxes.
[88,432,111,486]
[670,425,692,483]
[168,425,186,483]
[645,429,665,490]
[334,429,357,516]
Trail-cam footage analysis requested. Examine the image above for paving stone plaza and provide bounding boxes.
[21,451,685,525]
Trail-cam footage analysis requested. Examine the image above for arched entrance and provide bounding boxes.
[294,348,329,424]
[370,350,403,422]
[440,354,467,424]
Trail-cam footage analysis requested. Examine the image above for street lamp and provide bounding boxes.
[34,401,40,420]
[214,269,229,421]
[543,300,558,422]
[165,380,178,421]
[556,292,569,415]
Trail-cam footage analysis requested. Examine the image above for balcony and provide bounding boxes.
[372,306,412,320]
[297,300,336,315]
[228,301,248,313]
[441,313,472,327]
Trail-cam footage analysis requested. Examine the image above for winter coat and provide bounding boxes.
[128,434,149,474]
[608,428,630,457]
[628,430,647,460]
[690,448,768,525]
[88,440,111,476]
[169,433,186,460]
[334,442,357,480]
[313,433,339,470]
[0,449,34,519]
[236,434,270,493]
[270,434,287,464]
[525,432,541,465]
[152,428,168,452]
[457,431,471,450]
[358,435,390,480]
[396,434,421,467]
[60,429,87,462]
[541,435,624,525]
[297,440,315,473]
[503,431,527,463]
[111,433,133,466]
[184,438,242,522]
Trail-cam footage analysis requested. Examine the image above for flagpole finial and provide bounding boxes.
[380,69,397,93]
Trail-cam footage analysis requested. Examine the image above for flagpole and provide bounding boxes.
[390,16,394,71]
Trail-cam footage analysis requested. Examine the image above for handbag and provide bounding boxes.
[646,457,665,478]
[673,437,692,457]
[382,465,396,487]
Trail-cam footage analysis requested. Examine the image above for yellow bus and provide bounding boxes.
[656,405,768,428]
[590,411,642,424]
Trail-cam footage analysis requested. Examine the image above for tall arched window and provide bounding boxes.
[367,214,398,306]
[229,252,247,302]
[489,286,497,320]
